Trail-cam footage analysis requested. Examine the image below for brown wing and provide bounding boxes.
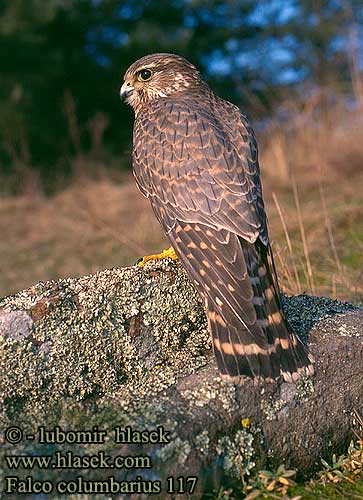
[132,96,313,382]
[132,96,268,244]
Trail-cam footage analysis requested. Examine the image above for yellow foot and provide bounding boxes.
[137,247,178,267]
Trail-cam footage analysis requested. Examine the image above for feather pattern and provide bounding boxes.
[126,53,314,383]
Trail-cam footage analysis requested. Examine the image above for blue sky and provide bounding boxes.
[88,0,363,86]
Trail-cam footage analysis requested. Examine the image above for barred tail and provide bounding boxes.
[208,239,314,383]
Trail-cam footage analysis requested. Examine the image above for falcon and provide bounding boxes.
[120,53,314,383]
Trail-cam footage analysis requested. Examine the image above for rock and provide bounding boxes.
[0,259,362,498]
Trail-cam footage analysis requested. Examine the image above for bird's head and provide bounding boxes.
[120,53,204,111]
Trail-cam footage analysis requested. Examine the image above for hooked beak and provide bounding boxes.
[120,82,134,101]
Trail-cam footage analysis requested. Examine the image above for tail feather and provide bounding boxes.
[208,239,314,383]
[169,220,314,383]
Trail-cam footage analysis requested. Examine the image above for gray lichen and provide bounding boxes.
[156,437,191,465]
[261,375,315,420]
[295,375,315,402]
[281,293,359,338]
[2,262,359,426]
[1,259,362,491]
[195,430,210,457]
[0,310,33,341]
[0,260,210,425]
[261,398,287,420]
[216,429,255,478]
[180,374,238,417]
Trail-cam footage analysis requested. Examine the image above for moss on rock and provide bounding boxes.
[1,260,362,497]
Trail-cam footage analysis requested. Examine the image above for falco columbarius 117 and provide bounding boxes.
[120,53,314,383]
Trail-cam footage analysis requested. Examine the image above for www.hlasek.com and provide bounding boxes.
[3,425,198,495]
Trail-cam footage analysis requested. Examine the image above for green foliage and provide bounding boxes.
[0,0,361,191]
[214,437,363,499]
[280,0,362,88]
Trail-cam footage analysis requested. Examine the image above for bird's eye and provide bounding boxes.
[137,69,152,81]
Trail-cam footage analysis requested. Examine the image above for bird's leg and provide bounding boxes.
[137,246,178,267]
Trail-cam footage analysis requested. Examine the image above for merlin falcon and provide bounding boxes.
[120,53,314,383]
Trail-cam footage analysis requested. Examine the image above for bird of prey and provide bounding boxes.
[120,53,314,383]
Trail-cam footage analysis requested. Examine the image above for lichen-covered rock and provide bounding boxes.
[0,260,362,498]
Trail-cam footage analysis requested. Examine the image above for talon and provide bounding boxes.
[137,246,178,267]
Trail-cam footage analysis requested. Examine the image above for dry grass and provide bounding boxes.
[259,96,363,302]
[0,176,165,296]
[1,98,362,302]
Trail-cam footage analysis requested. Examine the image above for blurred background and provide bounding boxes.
[0,0,362,301]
